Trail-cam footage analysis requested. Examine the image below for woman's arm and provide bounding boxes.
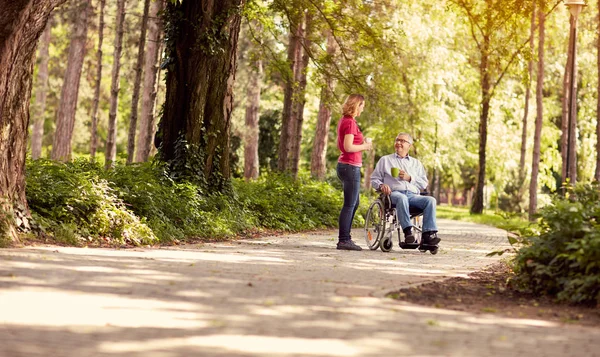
[343,134,371,152]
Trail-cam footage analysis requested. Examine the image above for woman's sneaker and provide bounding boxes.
[403,227,415,244]
[422,231,441,246]
[336,240,363,251]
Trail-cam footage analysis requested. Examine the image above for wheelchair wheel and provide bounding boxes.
[365,200,385,250]
[380,236,393,252]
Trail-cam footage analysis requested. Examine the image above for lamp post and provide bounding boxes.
[432,78,444,203]
[564,0,585,188]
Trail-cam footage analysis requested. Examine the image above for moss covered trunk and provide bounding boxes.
[0,0,67,241]
[159,0,244,190]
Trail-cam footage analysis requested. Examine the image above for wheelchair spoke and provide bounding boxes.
[365,200,385,250]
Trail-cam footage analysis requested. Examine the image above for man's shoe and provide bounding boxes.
[403,227,415,244]
[422,231,441,246]
[336,240,363,251]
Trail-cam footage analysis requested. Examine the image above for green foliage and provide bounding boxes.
[25,159,350,245]
[258,109,281,172]
[26,159,157,246]
[497,170,527,214]
[233,172,343,230]
[512,183,600,305]
[0,203,12,248]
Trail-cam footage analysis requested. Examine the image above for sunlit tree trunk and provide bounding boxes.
[529,8,544,220]
[90,0,105,161]
[277,10,302,173]
[0,0,67,242]
[135,0,164,163]
[566,15,579,185]
[51,0,90,162]
[310,31,336,180]
[471,34,491,214]
[30,17,52,160]
[105,0,126,169]
[126,0,150,164]
[519,3,535,181]
[597,0,600,182]
[288,13,311,177]
[243,56,263,181]
[158,0,244,191]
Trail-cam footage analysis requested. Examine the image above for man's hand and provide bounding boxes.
[380,184,392,195]
[399,169,411,182]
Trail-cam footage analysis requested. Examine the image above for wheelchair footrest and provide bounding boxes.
[399,242,420,250]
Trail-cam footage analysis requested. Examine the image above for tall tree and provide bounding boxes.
[288,12,312,177]
[529,5,545,220]
[30,17,52,160]
[51,0,91,162]
[451,0,530,214]
[596,0,600,182]
[135,0,164,163]
[277,6,304,174]
[90,0,106,160]
[105,0,126,169]
[126,0,151,164]
[519,3,536,181]
[243,52,263,180]
[0,0,67,241]
[157,0,245,190]
[563,13,579,185]
[310,30,337,180]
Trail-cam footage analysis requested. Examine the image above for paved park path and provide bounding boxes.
[1,219,599,357]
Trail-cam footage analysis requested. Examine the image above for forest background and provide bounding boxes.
[2,0,599,241]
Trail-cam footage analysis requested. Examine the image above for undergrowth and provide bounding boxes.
[24,159,360,247]
[511,183,600,305]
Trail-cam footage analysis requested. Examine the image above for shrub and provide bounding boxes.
[26,159,157,246]
[25,159,355,244]
[512,183,600,305]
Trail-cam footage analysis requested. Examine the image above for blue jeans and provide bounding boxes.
[390,190,437,233]
[337,163,361,242]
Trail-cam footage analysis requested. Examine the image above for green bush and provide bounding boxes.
[233,172,344,231]
[512,183,600,305]
[26,159,157,246]
[25,159,357,245]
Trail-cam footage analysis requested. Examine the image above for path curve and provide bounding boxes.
[1,219,599,356]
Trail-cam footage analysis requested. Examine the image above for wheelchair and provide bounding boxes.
[364,193,439,254]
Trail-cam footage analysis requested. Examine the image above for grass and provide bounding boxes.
[437,205,533,235]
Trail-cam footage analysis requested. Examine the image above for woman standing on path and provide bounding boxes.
[336,94,372,251]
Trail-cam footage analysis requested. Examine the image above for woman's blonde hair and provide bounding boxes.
[342,94,365,117]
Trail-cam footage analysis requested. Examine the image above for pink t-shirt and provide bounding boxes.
[337,115,364,167]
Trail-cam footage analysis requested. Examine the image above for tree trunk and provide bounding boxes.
[51,0,90,162]
[561,19,573,185]
[529,8,544,220]
[288,13,311,177]
[105,0,126,169]
[471,34,491,214]
[277,11,302,172]
[566,15,579,185]
[0,0,67,241]
[30,17,52,160]
[310,30,337,180]
[243,56,263,181]
[135,0,164,163]
[90,0,106,161]
[519,3,535,181]
[126,0,151,164]
[363,144,375,190]
[158,0,244,190]
[596,0,600,182]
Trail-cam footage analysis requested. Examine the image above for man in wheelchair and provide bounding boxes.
[370,133,441,247]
